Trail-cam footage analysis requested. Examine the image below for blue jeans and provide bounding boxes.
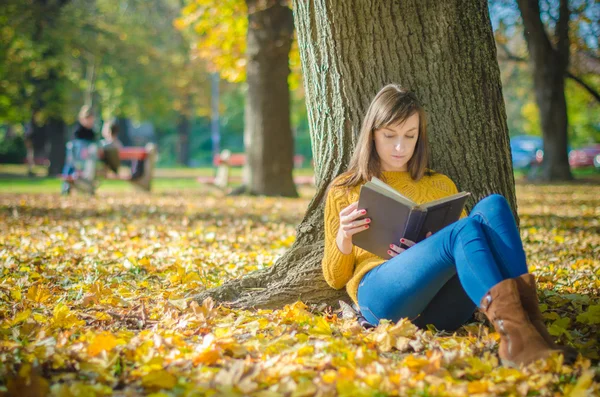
[357,194,528,331]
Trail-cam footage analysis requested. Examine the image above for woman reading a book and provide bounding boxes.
[322,84,576,367]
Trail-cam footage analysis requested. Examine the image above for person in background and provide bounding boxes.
[74,105,96,142]
[99,118,122,175]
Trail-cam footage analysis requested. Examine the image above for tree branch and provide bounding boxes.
[497,43,600,104]
[497,42,528,63]
[516,0,554,58]
[566,72,600,103]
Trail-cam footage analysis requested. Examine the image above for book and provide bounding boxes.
[352,177,470,259]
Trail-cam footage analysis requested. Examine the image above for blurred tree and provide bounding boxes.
[0,0,213,169]
[491,0,599,180]
[0,0,73,175]
[178,0,298,197]
[72,0,210,166]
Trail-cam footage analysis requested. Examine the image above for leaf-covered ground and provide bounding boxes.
[1,183,599,396]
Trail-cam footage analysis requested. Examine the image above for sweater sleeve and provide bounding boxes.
[322,185,356,290]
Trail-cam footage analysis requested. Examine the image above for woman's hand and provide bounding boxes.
[388,232,432,257]
[336,202,370,254]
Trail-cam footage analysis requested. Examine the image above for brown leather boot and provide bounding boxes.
[515,273,578,363]
[480,278,558,367]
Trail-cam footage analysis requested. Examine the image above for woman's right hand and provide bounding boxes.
[336,201,370,254]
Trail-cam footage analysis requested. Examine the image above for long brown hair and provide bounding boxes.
[334,84,431,189]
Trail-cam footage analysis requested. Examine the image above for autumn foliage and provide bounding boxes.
[1,183,598,395]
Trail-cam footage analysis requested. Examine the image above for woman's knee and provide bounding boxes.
[451,217,485,246]
[471,194,511,219]
[456,216,480,231]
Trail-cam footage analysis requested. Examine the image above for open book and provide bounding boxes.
[352,177,470,259]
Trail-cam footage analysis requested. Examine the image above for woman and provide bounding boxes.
[322,84,576,367]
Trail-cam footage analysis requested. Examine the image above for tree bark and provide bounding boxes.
[516,0,573,181]
[244,0,298,197]
[29,0,70,177]
[196,0,516,310]
[46,117,66,176]
[177,113,190,166]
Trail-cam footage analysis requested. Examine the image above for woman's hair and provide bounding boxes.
[334,84,430,189]
[78,105,94,120]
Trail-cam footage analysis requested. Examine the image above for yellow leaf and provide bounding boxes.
[193,348,221,365]
[52,303,85,329]
[8,309,31,327]
[32,313,47,323]
[214,327,231,338]
[95,312,112,321]
[310,316,332,336]
[193,334,221,365]
[403,355,429,371]
[296,345,314,357]
[88,332,119,357]
[142,370,177,390]
[26,285,52,304]
[567,370,595,397]
[321,370,337,384]
[10,287,21,301]
[468,380,490,394]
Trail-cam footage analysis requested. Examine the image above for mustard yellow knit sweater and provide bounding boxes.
[322,171,467,305]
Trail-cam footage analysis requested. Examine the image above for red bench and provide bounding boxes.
[25,147,151,165]
[100,144,157,191]
[115,147,151,161]
[213,153,305,168]
[200,150,313,188]
[61,142,157,193]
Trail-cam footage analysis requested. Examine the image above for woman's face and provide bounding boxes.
[373,112,419,172]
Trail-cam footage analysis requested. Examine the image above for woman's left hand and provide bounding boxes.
[388,232,432,257]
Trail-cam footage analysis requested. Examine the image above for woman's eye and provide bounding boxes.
[384,135,394,138]
[406,136,415,139]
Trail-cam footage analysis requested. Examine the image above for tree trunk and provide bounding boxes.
[177,113,190,166]
[46,117,66,176]
[196,0,515,310]
[29,119,47,159]
[516,0,573,181]
[30,0,70,177]
[244,0,298,197]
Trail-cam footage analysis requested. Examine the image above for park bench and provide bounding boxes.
[22,157,51,166]
[212,152,306,168]
[62,140,157,194]
[199,150,312,189]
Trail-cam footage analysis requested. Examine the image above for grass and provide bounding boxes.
[1,164,598,195]
[0,164,317,194]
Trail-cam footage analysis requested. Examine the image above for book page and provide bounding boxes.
[419,191,471,210]
[370,177,417,207]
